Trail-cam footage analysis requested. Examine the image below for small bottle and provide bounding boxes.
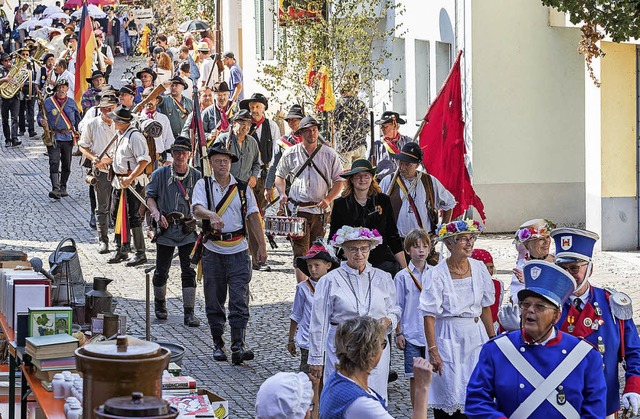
[64,396,78,416]
[66,399,82,419]
[52,373,65,399]
[62,374,73,398]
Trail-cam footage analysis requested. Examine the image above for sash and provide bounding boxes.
[305,279,315,294]
[396,177,423,228]
[51,97,73,130]
[214,184,238,217]
[494,336,591,418]
[217,105,230,131]
[172,96,188,118]
[405,267,422,291]
[382,137,400,155]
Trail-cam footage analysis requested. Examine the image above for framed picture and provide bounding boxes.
[91,315,127,336]
[28,307,73,337]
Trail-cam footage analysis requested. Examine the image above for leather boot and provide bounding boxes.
[182,287,200,327]
[108,245,129,264]
[231,328,254,365]
[125,227,147,267]
[212,335,227,361]
[49,174,60,199]
[154,285,167,320]
[97,224,109,254]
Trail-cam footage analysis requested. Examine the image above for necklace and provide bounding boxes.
[339,269,372,316]
[447,259,471,277]
[170,164,190,181]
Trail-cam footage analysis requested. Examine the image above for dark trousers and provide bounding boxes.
[18,97,35,134]
[153,242,196,288]
[110,184,144,245]
[92,172,112,235]
[202,248,251,336]
[47,141,73,186]
[433,410,467,419]
[1,95,19,142]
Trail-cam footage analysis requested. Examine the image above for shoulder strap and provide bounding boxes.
[292,144,323,181]
[423,174,435,208]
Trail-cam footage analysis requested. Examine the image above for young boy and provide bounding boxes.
[394,228,431,406]
[288,242,339,373]
[471,248,504,334]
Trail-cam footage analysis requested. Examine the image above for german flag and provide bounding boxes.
[74,2,96,110]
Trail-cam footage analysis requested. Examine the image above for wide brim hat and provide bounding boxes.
[136,67,157,81]
[295,116,320,135]
[436,219,483,242]
[108,105,134,124]
[391,142,423,164]
[207,143,239,163]
[295,243,339,277]
[330,226,383,248]
[118,84,136,97]
[514,218,556,244]
[285,104,304,120]
[340,159,376,179]
[86,70,105,83]
[63,33,77,45]
[141,86,163,105]
[170,76,188,89]
[239,92,268,111]
[170,136,192,152]
[232,109,252,122]
[213,81,232,92]
[517,260,577,307]
[96,94,119,108]
[551,227,599,264]
[375,110,406,125]
[196,41,210,52]
[42,53,55,63]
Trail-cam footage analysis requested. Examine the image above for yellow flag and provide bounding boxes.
[315,65,336,112]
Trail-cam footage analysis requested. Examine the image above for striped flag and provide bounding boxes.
[74,1,96,109]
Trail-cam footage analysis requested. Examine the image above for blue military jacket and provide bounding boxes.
[38,96,81,142]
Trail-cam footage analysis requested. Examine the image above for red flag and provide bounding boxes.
[74,2,97,109]
[419,51,486,221]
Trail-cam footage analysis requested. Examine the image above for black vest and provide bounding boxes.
[250,119,273,169]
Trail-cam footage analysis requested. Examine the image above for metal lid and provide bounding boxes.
[102,392,171,416]
[82,336,161,359]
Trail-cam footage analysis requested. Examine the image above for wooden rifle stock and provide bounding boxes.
[132,84,166,113]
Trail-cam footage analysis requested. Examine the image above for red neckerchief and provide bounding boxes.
[521,329,563,346]
[217,104,230,131]
[145,110,156,119]
[253,116,265,128]
[292,134,302,144]
[383,133,401,154]
[53,95,66,106]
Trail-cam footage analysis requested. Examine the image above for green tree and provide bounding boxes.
[258,0,405,114]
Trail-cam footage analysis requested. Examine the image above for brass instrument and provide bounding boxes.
[0,40,52,100]
[36,89,54,147]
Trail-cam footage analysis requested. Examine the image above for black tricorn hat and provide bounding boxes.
[239,92,268,111]
[170,136,192,152]
[295,241,339,277]
[108,105,134,124]
[53,78,69,92]
[170,76,188,89]
[391,142,423,164]
[86,70,105,83]
[375,110,406,125]
[207,143,239,163]
[213,81,232,92]
[232,109,252,122]
[118,84,136,97]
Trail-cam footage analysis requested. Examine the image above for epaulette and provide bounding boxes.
[610,291,634,320]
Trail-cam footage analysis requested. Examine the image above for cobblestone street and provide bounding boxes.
[2,58,640,418]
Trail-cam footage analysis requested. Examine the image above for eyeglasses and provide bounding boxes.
[559,262,589,274]
[455,235,477,245]
[211,158,231,165]
[344,245,370,254]
[531,236,551,242]
[519,301,558,312]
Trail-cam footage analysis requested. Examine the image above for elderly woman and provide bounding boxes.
[308,226,400,401]
[329,159,406,276]
[420,220,495,418]
[320,316,432,419]
[256,372,315,419]
[510,218,555,302]
[465,261,606,417]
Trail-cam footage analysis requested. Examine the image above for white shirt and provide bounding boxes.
[379,171,456,236]
[199,58,218,88]
[290,278,317,349]
[141,111,175,162]
[394,262,429,346]
[568,287,590,310]
[191,175,259,255]
[78,115,117,173]
[78,106,100,133]
[340,373,392,419]
[111,127,151,187]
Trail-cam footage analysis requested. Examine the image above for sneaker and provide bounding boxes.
[29,132,37,138]
[252,263,272,272]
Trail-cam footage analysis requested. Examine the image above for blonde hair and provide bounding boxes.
[341,175,381,198]
[335,317,386,375]
[403,228,432,252]
[157,52,173,71]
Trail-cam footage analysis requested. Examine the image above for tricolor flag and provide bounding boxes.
[74,1,97,109]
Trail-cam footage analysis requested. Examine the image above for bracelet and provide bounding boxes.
[395,332,404,337]
[428,345,437,351]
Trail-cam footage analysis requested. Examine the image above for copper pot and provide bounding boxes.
[76,336,171,419]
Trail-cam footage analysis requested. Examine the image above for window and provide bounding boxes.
[391,37,406,115]
[414,39,430,120]
[435,41,451,92]
[255,0,276,60]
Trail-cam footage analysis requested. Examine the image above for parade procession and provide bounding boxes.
[2,0,640,418]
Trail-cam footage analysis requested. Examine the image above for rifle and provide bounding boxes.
[36,89,54,147]
[369,110,375,165]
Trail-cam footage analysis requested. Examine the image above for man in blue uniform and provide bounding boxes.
[466,260,606,418]
[552,228,640,417]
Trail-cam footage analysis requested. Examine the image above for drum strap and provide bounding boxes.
[494,336,590,419]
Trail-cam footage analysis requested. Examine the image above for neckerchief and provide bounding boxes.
[145,109,156,119]
[382,134,400,154]
[405,267,422,291]
[217,104,230,131]
[172,96,188,118]
[51,97,73,130]
[253,116,265,128]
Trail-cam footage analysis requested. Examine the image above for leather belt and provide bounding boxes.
[52,129,73,133]
[289,198,318,207]
[207,229,245,242]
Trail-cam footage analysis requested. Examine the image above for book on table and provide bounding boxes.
[162,375,197,389]
[31,356,76,371]
[25,333,79,359]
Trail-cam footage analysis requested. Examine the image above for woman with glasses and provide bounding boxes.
[320,316,433,419]
[328,159,406,276]
[419,220,495,418]
[466,260,606,418]
[308,226,400,401]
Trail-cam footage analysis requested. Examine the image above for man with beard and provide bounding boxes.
[81,70,106,111]
[157,76,193,139]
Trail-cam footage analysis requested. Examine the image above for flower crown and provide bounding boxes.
[436,219,483,241]
[330,226,383,247]
[514,219,556,244]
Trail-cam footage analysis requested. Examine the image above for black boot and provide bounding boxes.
[97,223,109,254]
[231,328,254,365]
[182,288,200,327]
[59,185,68,197]
[125,227,147,267]
[49,174,61,199]
[154,285,167,320]
[108,246,129,264]
[89,213,97,229]
[212,336,227,361]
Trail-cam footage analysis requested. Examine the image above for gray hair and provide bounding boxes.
[335,316,386,375]
[443,236,457,251]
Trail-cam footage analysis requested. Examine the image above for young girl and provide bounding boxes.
[471,248,504,334]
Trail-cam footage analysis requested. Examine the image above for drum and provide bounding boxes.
[264,216,306,239]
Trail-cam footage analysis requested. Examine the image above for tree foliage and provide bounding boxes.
[258,0,405,112]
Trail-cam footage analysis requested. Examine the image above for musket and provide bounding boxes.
[369,110,375,165]
[36,89,54,147]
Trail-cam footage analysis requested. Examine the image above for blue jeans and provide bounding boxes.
[201,248,252,337]
[403,340,425,378]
